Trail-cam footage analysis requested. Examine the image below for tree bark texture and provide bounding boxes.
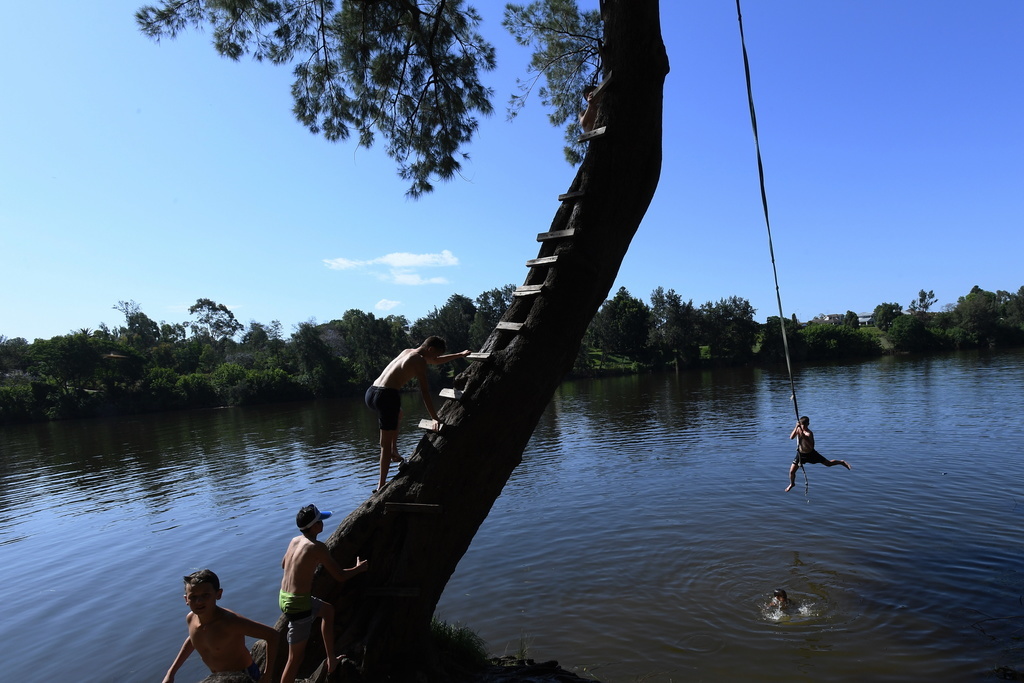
[270,2,669,679]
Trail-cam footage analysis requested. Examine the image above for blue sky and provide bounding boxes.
[3,1,1022,341]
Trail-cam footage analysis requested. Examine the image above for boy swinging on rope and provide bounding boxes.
[785,416,851,492]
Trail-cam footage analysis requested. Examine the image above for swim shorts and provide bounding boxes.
[793,448,829,466]
[280,592,325,644]
[245,661,261,681]
[365,385,401,431]
[279,590,312,613]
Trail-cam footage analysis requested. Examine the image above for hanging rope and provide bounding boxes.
[735,0,807,489]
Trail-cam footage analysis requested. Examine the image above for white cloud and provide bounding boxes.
[375,299,401,311]
[322,257,362,270]
[323,249,459,285]
[378,250,459,268]
[391,270,449,286]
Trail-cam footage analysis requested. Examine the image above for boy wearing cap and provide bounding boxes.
[279,504,369,683]
[162,569,278,683]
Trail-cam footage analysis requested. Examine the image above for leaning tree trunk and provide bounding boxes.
[272,2,669,679]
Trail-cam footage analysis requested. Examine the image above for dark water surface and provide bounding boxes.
[2,349,1022,682]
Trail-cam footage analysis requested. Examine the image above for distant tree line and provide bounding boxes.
[2,283,1022,424]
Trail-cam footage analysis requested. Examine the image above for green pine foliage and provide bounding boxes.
[503,0,604,164]
[136,0,496,197]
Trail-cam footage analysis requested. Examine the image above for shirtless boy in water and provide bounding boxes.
[279,504,368,683]
[162,569,278,683]
[364,336,471,491]
[786,416,851,492]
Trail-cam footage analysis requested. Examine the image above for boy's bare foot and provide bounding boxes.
[390,454,405,464]
[841,461,852,470]
[784,483,794,492]
[326,654,349,673]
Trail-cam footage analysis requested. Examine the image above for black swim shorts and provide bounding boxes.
[793,449,828,466]
[365,385,401,430]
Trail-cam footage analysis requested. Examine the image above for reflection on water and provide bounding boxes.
[1,349,1023,682]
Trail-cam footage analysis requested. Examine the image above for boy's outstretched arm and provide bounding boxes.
[319,547,370,584]
[161,636,194,683]
[412,358,446,426]
[235,617,280,683]
[419,350,470,426]
[430,349,472,364]
[416,365,440,423]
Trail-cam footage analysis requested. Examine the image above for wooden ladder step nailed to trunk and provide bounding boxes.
[577,125,607,142]
[513,285,544,297]
[495,322,524,331]
[384,502,442,514]
[591,70,613,98]
[417,419,442,432]
[439,388,463,400]
[536,228,575,242]
[525,255,559,267]
[558,190,585,201]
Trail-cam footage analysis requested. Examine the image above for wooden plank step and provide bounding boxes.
[525,255,559,267]
[439,388,463,399]
[384,502,443,514]
[417,419,442,432]
[467,352,491,362]
[367,586,420,597]
[537,228,575,242]
[558,190,585,201]
[578,126,607,142]
[591,70,613,98]
[496,322,524,331]
[513,285,544,297]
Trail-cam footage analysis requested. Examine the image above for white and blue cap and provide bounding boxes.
[296,504,332,530]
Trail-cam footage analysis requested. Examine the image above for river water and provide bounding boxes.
[2,349,1022,682]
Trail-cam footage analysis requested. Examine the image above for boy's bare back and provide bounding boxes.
[281,534,330,595]
[373,348,425,390]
